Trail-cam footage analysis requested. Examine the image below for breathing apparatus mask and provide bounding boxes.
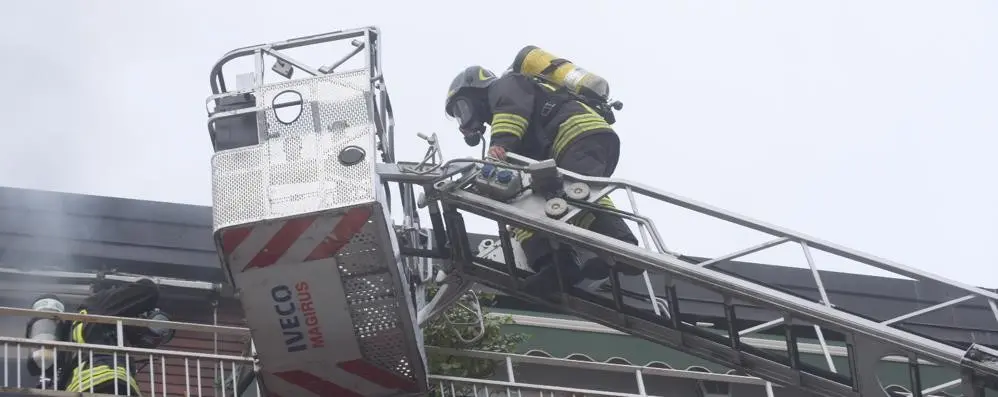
[133,308,176,348]
[448,95,489,147]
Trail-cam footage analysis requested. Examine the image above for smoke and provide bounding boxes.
[0,188,81,274]
[0,28,97,274]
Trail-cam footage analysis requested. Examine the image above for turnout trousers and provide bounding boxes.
[512,133,642,284]
[65,363,141,395]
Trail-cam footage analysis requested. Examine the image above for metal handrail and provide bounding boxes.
[0,307,783,396]
[0,306,248,336]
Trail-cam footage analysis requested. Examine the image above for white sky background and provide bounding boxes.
[1,1,996,287]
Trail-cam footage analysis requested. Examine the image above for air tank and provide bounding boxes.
[27,294,65,370]
[511,45,611,103]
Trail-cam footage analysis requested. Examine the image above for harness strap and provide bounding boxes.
[529,75,614,126]
[70,309,88,344]
[532,79,574,127]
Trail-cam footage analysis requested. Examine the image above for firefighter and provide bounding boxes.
[444,65,643,294]
[63,278,161,395]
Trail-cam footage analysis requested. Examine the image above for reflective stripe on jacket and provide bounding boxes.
[68,309,142,395]
[486,73,618,163]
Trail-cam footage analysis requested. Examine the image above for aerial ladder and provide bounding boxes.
[205,27,998,397]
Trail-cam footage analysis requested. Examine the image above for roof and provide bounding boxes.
[0,185,994,347]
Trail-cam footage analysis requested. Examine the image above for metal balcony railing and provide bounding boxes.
[0,305,252,397]
[0,306,777,397]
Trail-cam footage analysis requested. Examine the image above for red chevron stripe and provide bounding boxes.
[220,226,252,255]
[338,359,418,392]
[242,216,317,272]
[273,370,363,397]
[304,207,373,261]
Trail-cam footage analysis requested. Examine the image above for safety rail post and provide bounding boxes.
[0,305,251,396]
[0,335,253,397]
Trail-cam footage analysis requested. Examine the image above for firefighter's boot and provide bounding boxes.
[522,245,583,297]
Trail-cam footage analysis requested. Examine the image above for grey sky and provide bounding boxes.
[1,1,996,286]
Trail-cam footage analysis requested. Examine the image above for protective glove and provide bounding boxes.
[487,145,507,161]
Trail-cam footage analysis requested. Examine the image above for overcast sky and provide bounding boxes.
[1,1,996,287]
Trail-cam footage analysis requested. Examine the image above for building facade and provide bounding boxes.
[0,185,994,396]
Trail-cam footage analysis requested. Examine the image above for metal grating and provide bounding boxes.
[211,71,378,232]
[211,145,269,229]
[335,217,417,383]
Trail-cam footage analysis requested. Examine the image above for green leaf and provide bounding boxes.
[422,287,529,380]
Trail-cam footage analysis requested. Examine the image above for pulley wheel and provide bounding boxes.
[566,182,591,200]
[545,198,569,218]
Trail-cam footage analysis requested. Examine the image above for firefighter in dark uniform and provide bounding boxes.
[444,64,643,294]
[64,278,161,395]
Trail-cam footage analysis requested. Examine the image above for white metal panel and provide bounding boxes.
[210,70,380,233]
[209,66,426,396]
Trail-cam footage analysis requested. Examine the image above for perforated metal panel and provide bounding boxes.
[339,218,418,382]
[209,65,426,395]
[211,70,378,232]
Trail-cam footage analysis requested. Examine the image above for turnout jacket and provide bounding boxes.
[486,73,620,169]
[65,280,160,394]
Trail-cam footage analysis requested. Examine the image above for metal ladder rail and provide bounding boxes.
[377,152,998,397]
[434,195,862,397]
[489,154,998,397]
[437,188,996,397]
[376,159,997,397]
[381,155,853,397]
[392,157,998,397]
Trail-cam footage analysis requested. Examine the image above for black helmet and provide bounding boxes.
[444,66,497,117]
[445,66,497,146]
